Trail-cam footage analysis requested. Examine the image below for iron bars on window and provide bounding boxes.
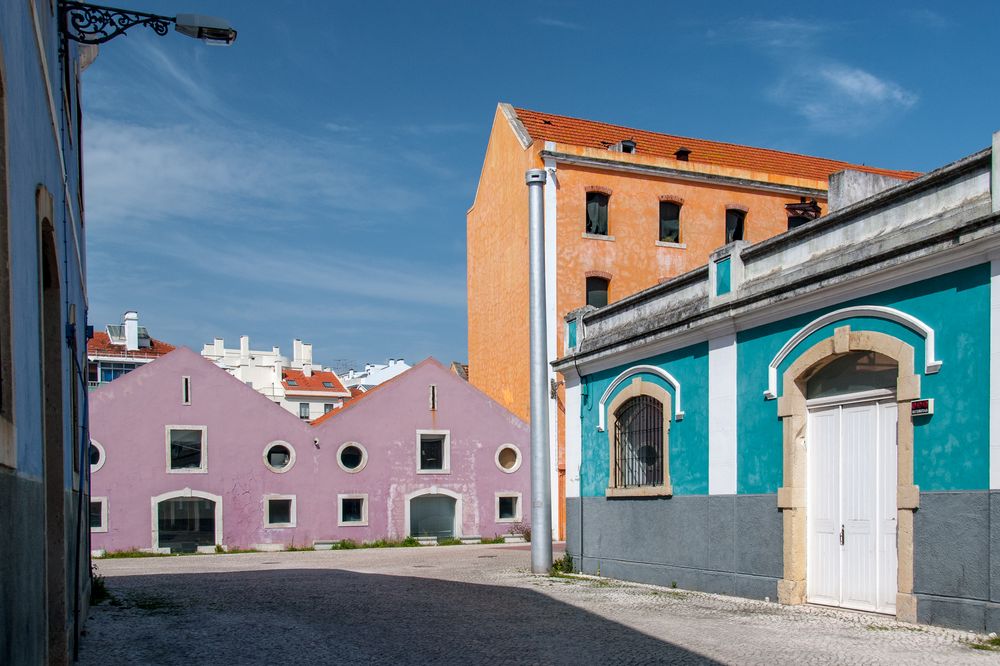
[613,395,664,488]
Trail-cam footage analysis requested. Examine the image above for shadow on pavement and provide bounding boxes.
[81,568,719,665]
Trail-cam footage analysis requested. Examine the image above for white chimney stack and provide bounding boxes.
[240,335,250,363]
[274,359,283,386]
[123,311,139,351]
[213,337,224,356]
[292,339,302,366]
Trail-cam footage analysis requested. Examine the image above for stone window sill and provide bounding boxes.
[606,485,672,499]
[656,241,686,249]
[582,233,615,242]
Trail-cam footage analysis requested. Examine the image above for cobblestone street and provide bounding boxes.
[82,544,998,665]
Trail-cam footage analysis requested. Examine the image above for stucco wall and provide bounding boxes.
[90,349,529,551]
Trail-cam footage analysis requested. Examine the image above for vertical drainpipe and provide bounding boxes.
[527,168,553,573]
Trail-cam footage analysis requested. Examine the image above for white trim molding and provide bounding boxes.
[90,496,108,533]
[764,305,942,400]
[165,425,208,474]
[337,493,369,527]
[403,486,463,538]
[597,364,685,431]
[415,429,451,474]
[494,443,522,474]
[263,494,297,528]
[262,440,296,474]
[495,492,522,523]
[89,439,106,474]
[708,333,738,495]
[150,488,224,550]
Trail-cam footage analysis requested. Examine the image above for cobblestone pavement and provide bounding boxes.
[82,544,998,665]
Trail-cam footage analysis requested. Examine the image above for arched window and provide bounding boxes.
[586,276,609,308]
[725,208,746,243]
[585,191,609,235]
[659,201,681,243]
[613,395,664,488]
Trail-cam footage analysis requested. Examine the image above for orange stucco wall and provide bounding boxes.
[467,108,539,423]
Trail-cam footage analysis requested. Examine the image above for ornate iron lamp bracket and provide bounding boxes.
[59,1,175,45]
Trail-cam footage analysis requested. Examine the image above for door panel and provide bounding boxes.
[807,407,840,606]
[840,404,878,611]
[878,402,898,613]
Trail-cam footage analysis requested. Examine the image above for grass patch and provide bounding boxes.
[217,546,259,554]
[550,553,575,575]
[285,545,315,552]
[437,537,463,546]
[362,536,423,548]
[480,535,506,544]
[99,548,172,559]
[90,565,112,605]
[968,636,1000,651]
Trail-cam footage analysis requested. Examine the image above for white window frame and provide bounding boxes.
[404,486,463,538]
[416,429,451,474]
[165,425,208,474]
[336,441,368,474]
[298,403,310,419]
[90,496,108,533]
[337,493,369,527]
[181,375,191,405]
[495,492,522,523]
[262,440,296,474]
[150,488,224,550]
[494,443,522,474]
[90,439,106,474]
[263,494,297,528]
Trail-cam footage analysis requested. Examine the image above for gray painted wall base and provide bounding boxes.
[0,472,46,665]
[566,495,782,602]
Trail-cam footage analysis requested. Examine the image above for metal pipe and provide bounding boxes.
[526,168,552,574]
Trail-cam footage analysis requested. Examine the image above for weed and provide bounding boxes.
[330,539,359,550]
[99,548,171,559]
[864,625,892,632]
[219,546,258,554]
[90,564,112,605]
[399,536,421,547]
[286,545,315,552]
[968,636,1000,651]
[670,581,677,589]
[438,537,463,546]
[510,520,531,543]
[480,535,506,544]
[215,545,225,554]
[550,553,575,575]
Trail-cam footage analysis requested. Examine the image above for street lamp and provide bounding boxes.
[59,1,237,46]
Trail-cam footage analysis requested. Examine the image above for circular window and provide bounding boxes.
[263,441,296,473]
[89,440,106,473]
[337,442,368,473]
[495,444,522,473]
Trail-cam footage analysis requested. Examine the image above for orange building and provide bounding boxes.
[466,104,918,538]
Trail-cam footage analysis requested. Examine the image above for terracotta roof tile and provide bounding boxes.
[86,331,175,360]
[281,369,348,395]
[513,107,921,182]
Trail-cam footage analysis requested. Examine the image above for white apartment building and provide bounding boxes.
[340,358,411,390]
[87,311,175,388]
[201,336,350,420]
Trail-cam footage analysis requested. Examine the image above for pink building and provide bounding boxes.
[89,348,529,553]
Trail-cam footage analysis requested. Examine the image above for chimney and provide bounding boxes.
[302,343,313,366]
[674,147,691,162]
[239,335,250,363]
[292,339,302,367]
[123,311,139,351]
[828,170,906,212]
[213,337,224,357]
[274,359,283,386]
[348,369,355,379]
[365,363,374,374]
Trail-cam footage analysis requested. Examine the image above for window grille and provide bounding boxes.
[613,395,663,487]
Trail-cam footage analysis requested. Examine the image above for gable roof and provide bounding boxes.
[511,106,921,183]
[87,331,175,360]
[281,368,349,396]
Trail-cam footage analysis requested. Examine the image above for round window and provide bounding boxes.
[263,441,296,473]
[495,444,522,473]
[337,442,368,473]
[89,440,106,473]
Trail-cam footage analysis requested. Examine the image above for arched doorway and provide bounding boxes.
[151,490,223,553]
[406,488,461,540]
[776,325,922,622]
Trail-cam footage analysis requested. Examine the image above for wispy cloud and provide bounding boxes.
[534,17,584,31]
[769,62,917,135]
[708,18,828,49]
[903,8,952,29]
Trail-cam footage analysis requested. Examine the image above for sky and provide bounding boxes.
[81,1,1000,372]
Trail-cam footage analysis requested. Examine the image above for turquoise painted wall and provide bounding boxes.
[716,258,731,295]
[575,263,990,498]
[736,263,990,493]
[579,343,709,497]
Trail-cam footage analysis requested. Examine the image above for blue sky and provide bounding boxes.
[82,1,999,371]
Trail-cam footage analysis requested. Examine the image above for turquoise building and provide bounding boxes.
[554,137,1000,632]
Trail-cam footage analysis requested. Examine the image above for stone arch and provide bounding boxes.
[774,325,921,622]
[605,376,672,497]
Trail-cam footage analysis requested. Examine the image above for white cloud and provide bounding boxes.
[534,17,584,31]
[709,18,827,49]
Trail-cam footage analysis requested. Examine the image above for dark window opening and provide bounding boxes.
[157,497,215,552]
[342,498,364,523]
[725,209,746,244]
[169,429,203,469]
[659,201,681,243]
[419,435,445,470]
[266,444,291,469]
[287,379,298,386]
[340,445,364,470]
[324,403,334,414]
[299,403,309,419]
[322,381,334,388]
[613,395,664,488]
[182,376,191,404]
[806,351,897,400]
[586,276,609,308]
[429,385,437,411]
[89,443,101,467]
[498,496,518,520]
[89,501,103,529]
[585,192,609,235]
[267,499,292,525]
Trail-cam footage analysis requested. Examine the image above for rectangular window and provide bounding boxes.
[89,497,108,532]
[167,427,206,472]
[265,496,295,527]
[495,493,521,522]
[429,385,437,411]
[725,209,746,244]
[182,376,191,405]
[659,201,681,243]
[338,494,368,526]
[585,192,609,235]
[417,431,450,473]
[322,381,334,388]
[586,276,609,308]
[324,403,334,414]
[287,379,298,386]
[299,403,309,419]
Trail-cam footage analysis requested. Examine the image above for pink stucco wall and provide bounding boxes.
[89,348,529,551]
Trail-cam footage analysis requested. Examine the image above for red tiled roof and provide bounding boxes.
[281,369,348,395]
[87,331,175,360]
[310,358,441,426]
[513,107,921,183]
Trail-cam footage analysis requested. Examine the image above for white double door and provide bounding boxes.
[807,396,897,614]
